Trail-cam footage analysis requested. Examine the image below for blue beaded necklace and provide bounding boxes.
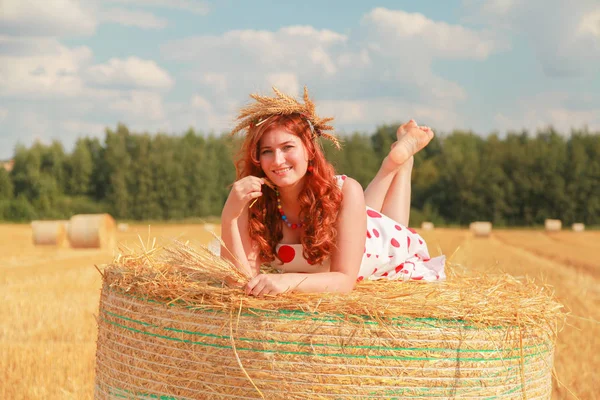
[275,189,304,229]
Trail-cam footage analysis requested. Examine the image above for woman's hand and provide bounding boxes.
[245,273,299,297]
[223,176,265,219]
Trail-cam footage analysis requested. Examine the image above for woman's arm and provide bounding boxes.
[324,177,367,290]
[221,176,264,278]
[246,177,367,295]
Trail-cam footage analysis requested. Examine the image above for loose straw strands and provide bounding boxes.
[95,239,565,399]
[103,239,565,335]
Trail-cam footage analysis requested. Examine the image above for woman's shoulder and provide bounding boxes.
[337,176,365,208]
[335,175,361,192]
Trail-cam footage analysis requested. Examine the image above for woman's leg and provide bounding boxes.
[363,156,411,213]
[381,158,413,226]
[364,120,433,226]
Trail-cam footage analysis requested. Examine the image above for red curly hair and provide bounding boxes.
[235,114,342,265]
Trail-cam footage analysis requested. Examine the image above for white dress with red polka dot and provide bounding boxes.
[272,175,446,282]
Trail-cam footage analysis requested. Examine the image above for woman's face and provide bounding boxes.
[259,128,309,189]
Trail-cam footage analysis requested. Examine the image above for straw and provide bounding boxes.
[94,239,565,399]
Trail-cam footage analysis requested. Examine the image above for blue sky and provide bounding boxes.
[1,0,599,159]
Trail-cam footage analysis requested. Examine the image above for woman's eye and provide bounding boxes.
[284,145,294,150]
[261,149,272,155]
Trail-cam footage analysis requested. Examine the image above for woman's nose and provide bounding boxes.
[274,149,286,164]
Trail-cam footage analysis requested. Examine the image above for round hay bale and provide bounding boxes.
[31,220,68,246]
[117,223,129,232]
[68,214,116,249]
[469,221,492,237]
[571,223,585,232]
[420,221,434,231]
[94,243,563,399]
[544,219,562,232]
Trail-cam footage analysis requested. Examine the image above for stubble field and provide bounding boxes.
[0,224,598,399]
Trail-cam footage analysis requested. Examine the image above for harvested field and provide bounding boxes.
[1,224,597,399]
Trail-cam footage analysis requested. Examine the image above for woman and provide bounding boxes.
[221,87,445,296]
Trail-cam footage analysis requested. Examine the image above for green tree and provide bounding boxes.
[0,167,13,200]
[68,138,93,196]
[128,133,161,220]
[11,143,42,200]
[180,129,208,217]
[104,124,132,218]
[5,195,37,221]
[337,133,378,188]
[434,131,486,225]
[41,141,67,193]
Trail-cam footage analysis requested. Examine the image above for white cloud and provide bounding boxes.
[191,95,213,112]
[494,92,600,134]
[159,10,504,137]
[265,73,300,97]
[578,10,600,37]
[362,8,499,60]
[99,8,168,29]
[202,73,228,95]
[0,0,96,37]
[320,98,461,133]
[86,57,174,89]
[0,39,92,98]
[61,120,106,136]
[163,25,347,66]
[480,0,515,16]
[110,91,166,120]
[108,0,209,15]
[463,1,600,77]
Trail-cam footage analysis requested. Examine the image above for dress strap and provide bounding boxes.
[335,174,347,189]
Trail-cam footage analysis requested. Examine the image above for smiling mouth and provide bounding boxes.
[273,167,292,175]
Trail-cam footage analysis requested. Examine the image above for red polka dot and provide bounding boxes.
[394,225,402,230]
[382,272,389,277]
[373,268,378,274]
[356,276,364,282]
[341,175,347,180]
[395,263,404,273]
[412,276,423,280]
[367,210,382,218]
[418,239,423,245]
[407,237,411,248]
[375,255,379,258]
[390,238,400,248]
[366,253,371,258]
[372,228,380,238]
[277,245,295,263]
[408,227,417,234]
[423,257,431,262]
[366,230,372,239]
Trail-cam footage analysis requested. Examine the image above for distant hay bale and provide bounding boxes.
[94,241,564,399]
[421,221,434,231]
[117,223,129,232]
[31,220,68,246]
[68,214,116,249]
[469,221,492,237]
[544,219,562,232]
[571,223,585,232]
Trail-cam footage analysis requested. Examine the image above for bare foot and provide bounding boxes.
[389,120,434,165]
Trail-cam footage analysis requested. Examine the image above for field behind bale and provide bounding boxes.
[1,224,598,399]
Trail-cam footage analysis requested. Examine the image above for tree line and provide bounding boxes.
[0,123,598,227]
